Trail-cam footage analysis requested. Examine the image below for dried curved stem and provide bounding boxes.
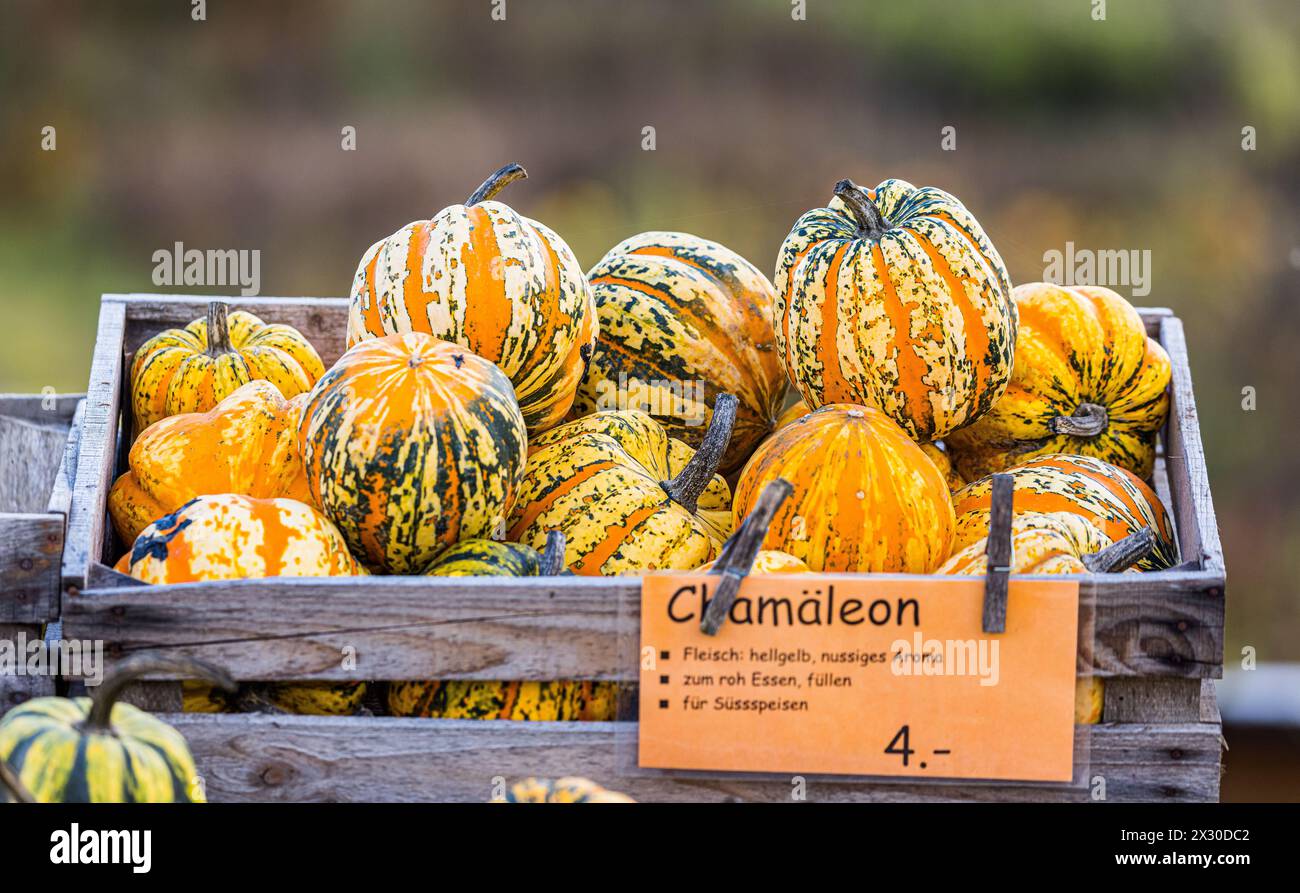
[661,394,738,515]
[467,163,528,206]
[1081,528,1156,573]
[540,530,567,576]
[1050,402,1109,438]
[833,179,890,239]
[204,300,235,358]
[0,757,36,803]
[84,654,236,733]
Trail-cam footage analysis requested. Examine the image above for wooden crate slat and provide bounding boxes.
[166,714,1221,803]
[62,299,126,593]
[1158,316,1225,579]
[64,571,1221,680]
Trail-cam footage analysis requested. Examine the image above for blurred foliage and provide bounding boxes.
[0,0,1297,657]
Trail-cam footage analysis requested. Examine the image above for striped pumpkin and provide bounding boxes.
[775,178,1016,442]
[946,283,1171,480]
[575,231,785,473]
[939,512,1122,575]
[0,656,233,803]
[131,301,324,430]
[507,401,735,575]
[346,163,597,434]
[119,494,362,582]
[422,538,545,577]
[499,777,635,803]
[180,681,369,716]
[952,454,1176,571]
[734,404,954,572]
[698,549,811,574]
[388,680,617,721]
[299,332,528,574]
[108,381,314,544]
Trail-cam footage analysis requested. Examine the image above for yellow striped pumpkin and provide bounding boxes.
[698,549,811,574]
[300,332,528,574]
[388,680,617,721]
[507,402,735,575]
[575,232,785,473]
[952,454,1176,571]
[939,512,1119,575]
[945,283,1171,481]
[775,178,1016,442]
[0,656,233,803]
[108,381,314,544]
[499,777,635,803]
[346,163,597,434]
[131,301,324,430]
[734,404,953,573]
[119,493,362,582]
[422,538,546,577]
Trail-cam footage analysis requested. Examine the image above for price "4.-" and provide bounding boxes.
[885,725,952,770]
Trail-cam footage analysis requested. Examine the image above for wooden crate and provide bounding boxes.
[58,294,1226,802]
[0,393,84,715]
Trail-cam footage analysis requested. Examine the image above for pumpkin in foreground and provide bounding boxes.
[774,178,1016,442]
[499,777,635,803]
[945,283,1171,480]
[952,454,1176,571]
[937,512,1153,575]
[346,163,597,434]
[734,404,954,573]
[575,231,785,473]
[130,300,324,430]
[698,549,811,574]
[0,655,234,803]
[108,381,314,543]
[300,331,528,574]
[508,396,737,575]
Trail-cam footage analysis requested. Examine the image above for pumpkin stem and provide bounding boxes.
[83,654,236,734]
[466,163,528,206]
[540,529,567,576]
[661,393,738,515]
[833,179,890,239]
[700,478,794,636]
[0,756,36,804]
[1081,528,1156,574]
[204,300,235,358]
[1050,402,1109,438]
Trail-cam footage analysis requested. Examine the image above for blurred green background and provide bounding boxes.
[1,1,1297,672]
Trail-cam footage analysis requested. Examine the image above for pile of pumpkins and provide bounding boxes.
[86,165,1186,726]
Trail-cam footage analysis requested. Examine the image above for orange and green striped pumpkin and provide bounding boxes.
[939,512,1121,576]
[346,163,597,434]
[774,178,1016,442]
[952,454,1176,571]
[574,231,785,473]
[108,381,314,544]
[119,493,362,582]
[388,680,617,722]
[507,404,734,575]
[0,656,233,803]
[734,404,954,573]
[698,549,811,574]
[130,301,324,431]
[945,282,1171,481]
[299,332,528,575]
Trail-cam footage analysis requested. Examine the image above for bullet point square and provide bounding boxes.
[659,675,669,684]
[659,650,669,660]
[658,699,669,709]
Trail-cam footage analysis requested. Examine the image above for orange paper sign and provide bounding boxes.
[638,574,1080,782]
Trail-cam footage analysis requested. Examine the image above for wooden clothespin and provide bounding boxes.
[982,473,1014,634]
[699,478,793,636]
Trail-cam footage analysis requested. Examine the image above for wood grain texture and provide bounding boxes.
[165,714,1221,803]
[65,570,1221,680]
[0,623,55,717]
[62,298,126,592]
[0,395,81,623]
[1102,677,1204,723]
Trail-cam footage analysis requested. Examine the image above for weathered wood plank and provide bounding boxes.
[1102,677,1204,723]
[62,299,126,593]
[1159,316,1225,579]
[0,396,81,624]
[166,714,1221,803]
[0,624,55,716]
[64,571,1222,681]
